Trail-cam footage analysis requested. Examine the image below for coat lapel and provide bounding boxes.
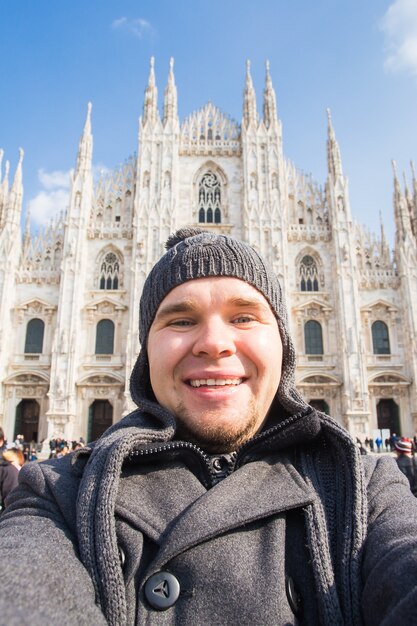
[115,453,315,568]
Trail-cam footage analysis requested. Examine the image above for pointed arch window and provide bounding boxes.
[24,319,45,354]
[99,252,120,290]
[372,321,390,355]
[304,320,323,355]
[95,319,114,355]
[198,172,221,224]
[299,255,319,291]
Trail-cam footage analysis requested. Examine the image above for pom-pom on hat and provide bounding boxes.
[130,228,308,416]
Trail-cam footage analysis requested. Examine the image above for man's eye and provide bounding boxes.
[169,319,194,327]
[233,316,255,324]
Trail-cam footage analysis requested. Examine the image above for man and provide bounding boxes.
[395,437,417,494]
[1,228,417,625]
[0,439,19,513]
[0,426,6,460]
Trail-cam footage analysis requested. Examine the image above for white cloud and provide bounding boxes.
[28,188,70,225]
[112,17,127,29]
[111,16,153,39]
[38,168,71,190]
[380,0,417,77]
[28,163,110,226]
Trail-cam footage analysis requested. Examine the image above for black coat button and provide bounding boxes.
[144,571,181,610]
[286,576,302,615]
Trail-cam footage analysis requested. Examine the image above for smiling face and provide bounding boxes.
[147,276,283,452]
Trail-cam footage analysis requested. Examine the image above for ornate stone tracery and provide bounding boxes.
[198,172,222,224]
[180,103,240,156]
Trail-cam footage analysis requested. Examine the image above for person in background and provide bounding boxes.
[395,438,417,495]
[3,448,25,472]
[0,448,19,513]
[0,428,6,461]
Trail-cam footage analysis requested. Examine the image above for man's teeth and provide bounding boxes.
[189,378,243,388]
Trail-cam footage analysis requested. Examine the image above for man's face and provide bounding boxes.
[147,277,283,452]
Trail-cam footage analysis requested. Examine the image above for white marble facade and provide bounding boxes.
[0,57,416,445]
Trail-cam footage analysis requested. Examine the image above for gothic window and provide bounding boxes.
[24,319,45,354]
[304,320,323,355]
[198,172,221,224]
[297,201,304,224]
[372,321,390,355]
[95,319,114,355]
[299,255,319,291]
[99,252,120,290]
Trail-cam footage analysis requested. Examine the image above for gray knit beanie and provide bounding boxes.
[130,228,307,415]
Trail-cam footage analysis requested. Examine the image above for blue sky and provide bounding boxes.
[1,0,417,247]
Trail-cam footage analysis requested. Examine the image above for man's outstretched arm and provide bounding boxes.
[362,455,417,625]
[0,459,108,626]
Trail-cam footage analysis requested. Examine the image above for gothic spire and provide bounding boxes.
[75,102,93,177]
[0,158,8,228]
[411,160,417,210]
[143,56,159,125]
[263,60,278,129]
[243,60,258,128]
[163,57,178,125]
[1,160,10,197]
[379,211,390,263]
[392,159,412,241]
[23,207,31,251]
[409,160,417,237]
[326,109,343,179]
[11,148,24,194]
[6,148,24,227]
[403,172,412,211]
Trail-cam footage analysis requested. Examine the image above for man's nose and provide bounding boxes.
[192,318,236,358]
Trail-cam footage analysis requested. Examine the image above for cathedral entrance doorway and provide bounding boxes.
[88,399,113,443]
[14,399,40,442]
[377,399,400,436]
[309,399,330,415]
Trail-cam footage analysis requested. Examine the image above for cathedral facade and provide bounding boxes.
[1,58,416,446]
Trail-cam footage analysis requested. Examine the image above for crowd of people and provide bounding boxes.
[354,433,417,492]
[0,428,86,511]
[48,437,85,458]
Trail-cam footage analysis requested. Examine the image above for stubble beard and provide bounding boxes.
[173,398,263,453]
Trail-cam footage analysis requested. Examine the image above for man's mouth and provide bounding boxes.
[188,378,244,388]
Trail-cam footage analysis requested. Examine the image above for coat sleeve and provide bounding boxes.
[0,459,108,626]
[361,455,417,625]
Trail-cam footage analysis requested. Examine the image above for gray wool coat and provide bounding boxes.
[1,406,417,626]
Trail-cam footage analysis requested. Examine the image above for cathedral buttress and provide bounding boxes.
[125,58,180,408]
[46,103,94,438]
[242,61,287,301]
[326,109,369,429]
[392,162,417,425]
[0,149,24,422]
